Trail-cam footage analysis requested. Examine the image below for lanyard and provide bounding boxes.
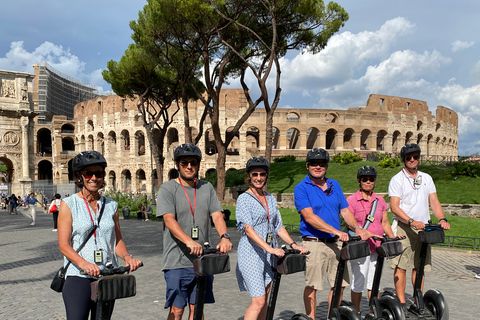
[82,191,99,243]
[402,169,420,190]
[179,178,196,223]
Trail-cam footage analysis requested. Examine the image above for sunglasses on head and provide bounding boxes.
[361,177,376,183]
[179,160,198,167]
[308,161,327,168]
[82,171,105,179]
[251,172,267,177]
[405,155,420,161]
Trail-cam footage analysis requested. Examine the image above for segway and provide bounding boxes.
[361,236,406,320]
[400,222,449,320]
[266,245,312,320]
[192,242,231,320]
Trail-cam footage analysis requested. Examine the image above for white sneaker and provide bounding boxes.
[30,222,35,226]
[145,219,149,221]
[52,229,57,232]
[475,274,480,279]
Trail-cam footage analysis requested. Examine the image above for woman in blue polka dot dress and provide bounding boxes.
[236,157,308,320]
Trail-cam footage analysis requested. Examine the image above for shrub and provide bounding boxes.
[273,155,297,163]
[452,162,480,178]
[103,190,148,212]
[378,157,402,168]
[331,152,362,164]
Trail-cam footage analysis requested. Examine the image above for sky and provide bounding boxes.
[1,0,479,156]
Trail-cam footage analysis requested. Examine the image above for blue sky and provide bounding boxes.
[1,0,479,155]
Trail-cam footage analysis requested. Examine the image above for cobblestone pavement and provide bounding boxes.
[1,208,479,319]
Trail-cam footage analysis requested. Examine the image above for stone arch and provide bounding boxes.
[325,112,338,123]
[96,132,104,154]
[121,169,132,192]
[135,130,145,156]
[0,157,15,187]
[246,126,259,149]
[80,135,86,152]
[306,127,320,149]
[36,128,52,155]
[205,168,216,176]
[107,170,117,190]
[436,123,441,132]
[417,133,423,145]
[427,134,433,156]
[286,112,300,122]
[360,129,371,150]
[226,127,240,155]
[392,131,401,152]
[87,134,94,151]
[167,127,179,150]
[61,123,75,133]
[67,159,74,181]
[108,131,117,153]
[87,120,94,132]
[417,121,423,131]
[343,128,355,150]
[286,127,300,149]
[136,169,146,192]
[326,128,337,149]
[168,168,178,180]
[38,160,53,180]
[272,127,280,149]
[205,129,217,155]
[377,130,387,151]
[405,131,414,145]
[121,130,130,151]
[62,137,75,152]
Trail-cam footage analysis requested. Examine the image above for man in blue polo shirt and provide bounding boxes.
[294,148,375,319]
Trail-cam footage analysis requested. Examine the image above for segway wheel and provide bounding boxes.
[424,289,449,320]
[379,295,405,320]
[291,313,314,320]
[338,305,361,320]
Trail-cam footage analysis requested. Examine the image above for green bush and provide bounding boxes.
[273,155,297,163]
[452,162,480,178]
[202,168,247,188]
[103,190,149,212]
[378,157,402,168]
[331,152,362,164]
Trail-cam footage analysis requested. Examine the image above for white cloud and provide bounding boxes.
[0,41,104,90]
[451,40,474,52]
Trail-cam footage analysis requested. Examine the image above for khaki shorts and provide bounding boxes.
[303,240,349,290]
[391,222,431,271]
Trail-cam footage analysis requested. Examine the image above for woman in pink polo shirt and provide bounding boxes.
[346,166,397,314]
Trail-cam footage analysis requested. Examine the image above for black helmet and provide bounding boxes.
[357,166,377,180]
[174,143,202,162]
[72,151,107,174]
[246,157,270,173]
[400,143,421,159]
[306,148,330,163]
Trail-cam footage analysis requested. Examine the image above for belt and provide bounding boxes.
[302,236,337,243]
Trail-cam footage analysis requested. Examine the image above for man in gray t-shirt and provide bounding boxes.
[157,144,232,319]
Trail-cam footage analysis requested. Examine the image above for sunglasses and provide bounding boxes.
[308,161,327,168]
[361,177,376,183]
[405,155,420,161]
[82,171,105,179]
[251,172,267,177]
[324,184,333,196]
[179,160,198,167]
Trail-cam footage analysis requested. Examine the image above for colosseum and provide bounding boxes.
[0,66,458,197]
[71,89,458,196]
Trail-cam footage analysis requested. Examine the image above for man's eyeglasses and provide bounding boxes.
[405,155,420,161]
[179,160,198,167]
[82,171,105,179]
[251,172,267,177]
[308,161,327,168]
[361,177,376,183]
[324,184,333,196]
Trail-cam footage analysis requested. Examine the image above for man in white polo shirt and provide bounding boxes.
[388,143,450,312]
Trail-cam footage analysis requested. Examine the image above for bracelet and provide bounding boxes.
[354,226,363,230]
[123,253,133,260]
[289,241,297,247]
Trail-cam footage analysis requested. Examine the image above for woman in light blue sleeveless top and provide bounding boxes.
[57,151,143,320]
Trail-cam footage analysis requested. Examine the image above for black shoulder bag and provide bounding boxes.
[50,198,105,292]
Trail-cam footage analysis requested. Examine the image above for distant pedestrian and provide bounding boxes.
[9,194,17,214]
[49,194,61,231]
[26,193,39,226]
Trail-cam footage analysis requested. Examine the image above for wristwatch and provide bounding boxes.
[439,218,448,223]
[408,218,414,226]
[220,233,230,240]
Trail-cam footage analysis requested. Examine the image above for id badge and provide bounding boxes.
[266,233,273,244]
[94,249,103,264]
[366,214,375,223]
[191,227,199,240]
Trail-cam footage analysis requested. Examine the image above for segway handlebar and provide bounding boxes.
[201,242,222,255]
[80,262,143,276]
[371,235,406,243]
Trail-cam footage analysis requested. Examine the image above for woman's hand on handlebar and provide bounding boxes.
[124,255,143,272]
[269,247,286,258]
[79,262,101,277]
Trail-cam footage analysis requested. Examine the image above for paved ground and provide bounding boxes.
[1,207,479,319]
